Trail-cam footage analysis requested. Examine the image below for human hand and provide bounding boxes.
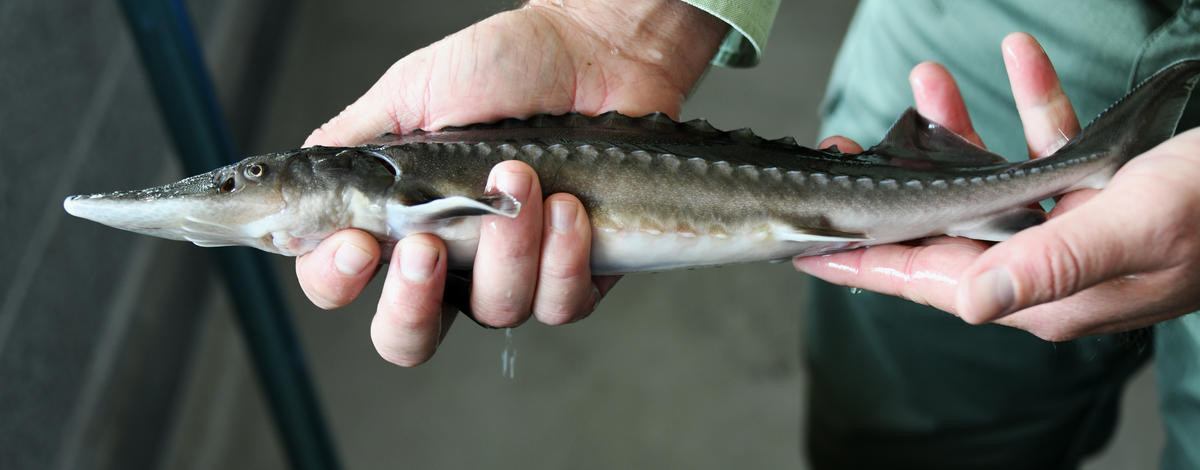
[797,32,1200,341]
[296,0,728,365]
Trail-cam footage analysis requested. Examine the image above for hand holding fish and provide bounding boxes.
[295,0,728,365]
[63,23,1197,355]
[797,33,1200,341]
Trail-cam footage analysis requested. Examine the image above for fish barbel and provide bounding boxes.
[64,60,1200,275]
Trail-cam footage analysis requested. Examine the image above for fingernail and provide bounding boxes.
[494,170,531,201]
[909,73,925,95]
[334,242,373,275]
[963,268,1016,321]
[549,200,577,234]
[1002,42,1020,68]
[400,240,439,283]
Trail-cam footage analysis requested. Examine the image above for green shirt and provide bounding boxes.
[682,0,1200,467]
[815,1,1199,468]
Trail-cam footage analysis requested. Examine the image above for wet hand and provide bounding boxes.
[797,33,1200,341]
[294,0,726,365]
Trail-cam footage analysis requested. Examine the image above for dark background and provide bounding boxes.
[0,0,1162,468]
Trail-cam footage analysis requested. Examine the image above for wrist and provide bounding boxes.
[524,0,727,88]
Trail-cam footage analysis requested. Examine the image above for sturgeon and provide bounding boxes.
[65,60,1200,275]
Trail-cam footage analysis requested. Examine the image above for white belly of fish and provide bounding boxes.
[588,226,863,274]
[431,216,867,275]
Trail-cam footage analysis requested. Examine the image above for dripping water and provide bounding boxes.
[500,328,516,379]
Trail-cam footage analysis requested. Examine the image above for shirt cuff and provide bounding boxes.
[682,0,780,67]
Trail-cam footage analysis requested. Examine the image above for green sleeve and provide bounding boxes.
[682,0,780,67]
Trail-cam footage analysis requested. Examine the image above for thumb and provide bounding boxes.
[955,203,1143,324]
[303,52,432,147]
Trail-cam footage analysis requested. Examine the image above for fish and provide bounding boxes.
[64,60,1200,275]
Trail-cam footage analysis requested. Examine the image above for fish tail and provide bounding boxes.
[1054,59,1200,191]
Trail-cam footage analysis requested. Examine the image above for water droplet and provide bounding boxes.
[849,287,862,295]
[500,328,516,379]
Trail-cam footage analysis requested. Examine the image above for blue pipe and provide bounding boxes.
[115,1,340,469]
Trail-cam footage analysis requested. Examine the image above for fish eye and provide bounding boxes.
[219,177,236,194]
[244,163,266,179]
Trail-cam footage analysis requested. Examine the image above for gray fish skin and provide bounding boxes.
[64,60,1200,275]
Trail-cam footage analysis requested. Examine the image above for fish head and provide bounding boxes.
[64,152,295,252]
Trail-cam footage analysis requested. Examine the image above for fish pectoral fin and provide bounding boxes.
[183,235,236,248]
[946,207,1046,242]
[868,108,1009,169]
[393,193,521,222]
[776,226,870,243]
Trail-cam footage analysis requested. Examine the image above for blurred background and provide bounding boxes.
[0,0,1164,468]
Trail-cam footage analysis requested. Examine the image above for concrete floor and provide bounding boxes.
[158,1,1163,468]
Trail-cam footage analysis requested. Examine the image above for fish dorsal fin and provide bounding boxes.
[867,108,1008,169]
